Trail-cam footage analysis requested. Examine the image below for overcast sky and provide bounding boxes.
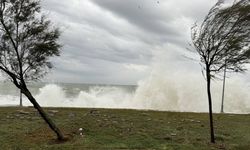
[37,0,220,84]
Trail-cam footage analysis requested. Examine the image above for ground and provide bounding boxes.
[0,107,249,150]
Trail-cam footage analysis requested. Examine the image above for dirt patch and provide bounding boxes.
[25,127,75,144]
[48,133,74,144]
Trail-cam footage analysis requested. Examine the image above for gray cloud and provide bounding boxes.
[38,0,219,84]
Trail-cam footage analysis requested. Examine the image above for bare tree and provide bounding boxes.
[191,0,250,143]
[0,0,65,140]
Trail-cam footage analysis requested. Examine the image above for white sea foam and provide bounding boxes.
[131,48,250,113]
[1,74,249,114]
[133,71,250,113]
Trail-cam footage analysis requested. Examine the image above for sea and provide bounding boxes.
[1,76,250,114]
[0,81,137,108]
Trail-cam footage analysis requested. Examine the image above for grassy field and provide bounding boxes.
[0,107,249,150]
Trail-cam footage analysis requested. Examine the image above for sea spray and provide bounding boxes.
[73,86,134,108]
[132,47,250,113]
[133,70,250,113]
[35,84,66,107]
[0,79,249,113]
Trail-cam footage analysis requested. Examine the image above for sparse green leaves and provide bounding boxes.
[192,0,250,77]
[0,0,60,83]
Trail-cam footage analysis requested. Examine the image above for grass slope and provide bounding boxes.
[0,107,249,150]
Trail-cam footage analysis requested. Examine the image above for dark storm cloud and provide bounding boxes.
[38,0,218,84]
[92,0,178,36]
[92,0,217,43]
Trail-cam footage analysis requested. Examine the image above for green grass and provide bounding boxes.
[0,107,249,150]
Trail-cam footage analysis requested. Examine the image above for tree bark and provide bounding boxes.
[20,89,23,107]
[21,86,65,140]
[206,67,215,143]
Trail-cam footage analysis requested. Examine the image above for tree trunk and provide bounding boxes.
[21,86,65,140]
[20,89,23,107]
[206,68,215,143]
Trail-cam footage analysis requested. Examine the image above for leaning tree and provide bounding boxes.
[191,0,250,143]
[0,0,65,140]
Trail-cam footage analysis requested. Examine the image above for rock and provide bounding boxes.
[170,133,177,136]
[141,113,149,116]
[110,115,117,119]
[68,112,75,118]
[49,113,54,116]
[15,114,21,117]
[147,118,152,121]
[79,132,84,137]
[177,126,183,130]
[6,115,14,119]
[187,119,201,123]
[159,120,164,123]
[164,136,172,141]
[48,110,59,113]
[112,121,118,124]
[33,117,39,120]
[17,110,30,115]
[19,116,25,119]
[30,109,37,112]
[89,109,99,114]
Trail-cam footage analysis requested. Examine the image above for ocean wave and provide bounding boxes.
[0,77,250,114]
